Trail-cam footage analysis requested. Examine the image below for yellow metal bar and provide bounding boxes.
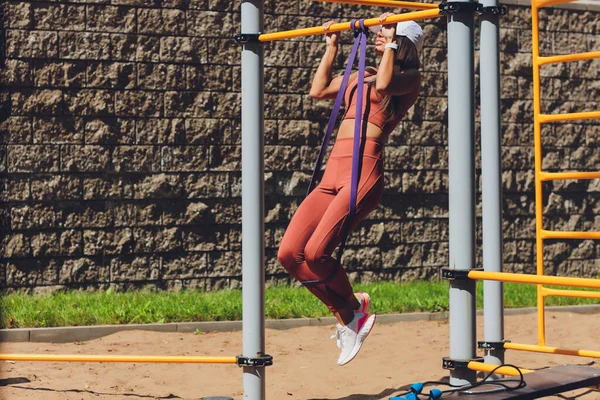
[258,8,440,42]
[312,0,438,9]
[504,342,600,358]
[539,171,600,181]
[0,354,238,364]
[540,229,600,240]
[538,51,600,65]
[468,361,534,376]
[467,271,600,289]
[539,111,600,124]
[540,287,600,299]
[530,1,546,347]
[534,0,577,8]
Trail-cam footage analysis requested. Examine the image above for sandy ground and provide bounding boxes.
[0,311,599,400]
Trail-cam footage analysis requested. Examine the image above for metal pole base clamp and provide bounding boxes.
[234,33,261,44]
[442,356,484,370]
[478,340,510,350]
[477,5,507,15]
[236,354,273,367]
[439,2,479,15]
[441,268,483,280]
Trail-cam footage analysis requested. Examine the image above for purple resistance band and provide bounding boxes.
[302,20,369,287]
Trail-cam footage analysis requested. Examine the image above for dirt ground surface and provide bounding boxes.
[1,311,599,400]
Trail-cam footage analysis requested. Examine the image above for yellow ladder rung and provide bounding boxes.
[534,0,578,8]
[311,0,439,10]
[541,287,600,299]
[540,229,600,240]
[539,111,600,124]
[538,51,600,66]
[539,171,600,181]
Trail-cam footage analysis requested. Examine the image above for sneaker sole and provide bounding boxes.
[338,313,376,366]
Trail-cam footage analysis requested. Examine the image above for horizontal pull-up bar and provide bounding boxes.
[258,8,440,42]
[504,342,600,359]
[540,229,600,240]
[534,0,577,8]
[0,354,238,364]
[540,287,600,299]
[468,361,533,376]
[312,0,438,10]
[539,111,600,124]
[539,171,600,181]
[467,270,600,289]
[538,50,600,66]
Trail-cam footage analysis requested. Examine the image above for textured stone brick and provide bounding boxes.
[138,63,185,90]
[59,32,111,60]
[86,5,136,33]
[34,61,86,88]
[59,258,109,285]
[61,145,111,172]
[85,118,135,144]
[162,253,207,279]
[8,145,60,172]
[33,4,86,31]
[209,145,240,171]
[1,60,33,87]
[65,89,114,116]
[7,259,59,287]
[113,146,160,172]
[206,38,237,65]
[115,90,163,117]
[33,117,83,144]
[31,232,61,257]
[110,255,160,282]
[0,117,32,144]
[137,118,185,144]
[87,62,136,89]
[31,175,81,200]
[1,234,31,258]
[12,90,64,116]
[6,30,58,58]
[162,145,209,172]
[83,177,133,200]
[4,2,33,29]
[165,91,212,117]
[186,64,232,91]
[133,173,183,199]
[114,202,162,227]
[160,37,206,63]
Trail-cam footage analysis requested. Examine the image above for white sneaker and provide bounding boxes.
[334,311,376,366]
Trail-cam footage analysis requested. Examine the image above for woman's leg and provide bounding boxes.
[277,182,340,307]
[305,154,384,324]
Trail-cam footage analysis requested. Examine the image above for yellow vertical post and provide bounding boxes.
[531,0,546,346]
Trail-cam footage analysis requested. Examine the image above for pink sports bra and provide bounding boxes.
[341,76,403,136]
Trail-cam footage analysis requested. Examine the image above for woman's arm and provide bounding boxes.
[375,14,421,96]
[309,21,354,99]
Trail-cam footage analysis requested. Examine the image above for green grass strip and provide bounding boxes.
[1,281,598,329]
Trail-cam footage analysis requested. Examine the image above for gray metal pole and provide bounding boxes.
[447,0,477,386]
[241,1,266,399]
[479,0,505,370]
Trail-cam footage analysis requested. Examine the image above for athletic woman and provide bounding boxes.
[277,13,424,366]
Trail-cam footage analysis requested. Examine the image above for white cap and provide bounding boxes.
[369,21,424,52]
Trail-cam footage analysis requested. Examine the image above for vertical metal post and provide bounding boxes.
[447,0,477,386]
[479,0,505,370]
[241,1,266,399]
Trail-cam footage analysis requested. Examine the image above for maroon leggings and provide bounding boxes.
[277,138,384,313]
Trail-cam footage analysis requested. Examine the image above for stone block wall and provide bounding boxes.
[0,0,598,292]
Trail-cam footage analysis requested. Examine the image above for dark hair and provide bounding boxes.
[377,36,421,123]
